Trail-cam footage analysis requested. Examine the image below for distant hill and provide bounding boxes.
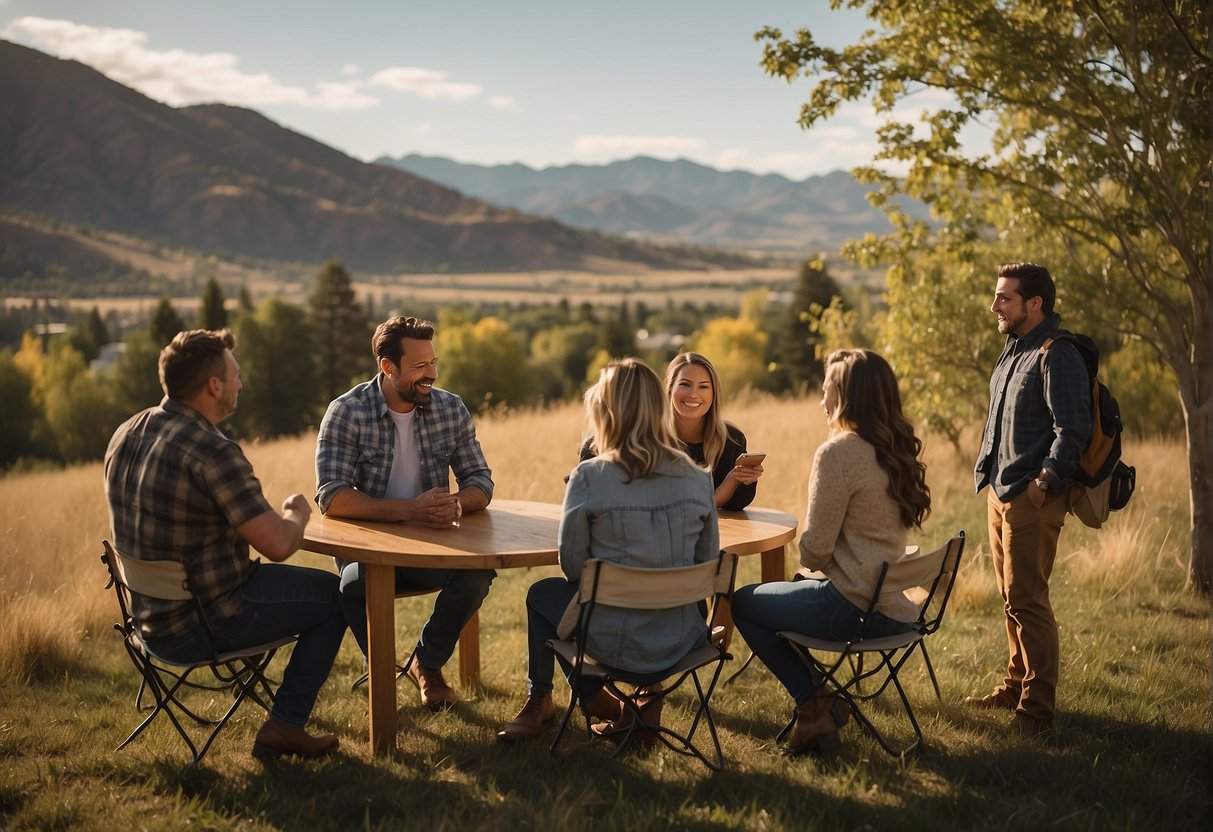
[0,40,742,280]
[376,154,930,255]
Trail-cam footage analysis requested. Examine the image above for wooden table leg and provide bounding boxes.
[717,545,788,652]
[760,544,786,584]
[365,563,397,756]
[458,611,480,689]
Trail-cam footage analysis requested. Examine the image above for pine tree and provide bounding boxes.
[148,298,185,347]
[197,278,228,330]
[307,261,370,403]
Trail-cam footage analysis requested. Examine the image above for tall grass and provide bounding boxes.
[0,394,1208,831]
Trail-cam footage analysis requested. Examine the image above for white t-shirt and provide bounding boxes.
[385,408,424,500]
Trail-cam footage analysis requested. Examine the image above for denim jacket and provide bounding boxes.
[975,315,1092,501]
[560,454,718,673]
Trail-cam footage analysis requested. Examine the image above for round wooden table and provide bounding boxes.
[304,499,797,755]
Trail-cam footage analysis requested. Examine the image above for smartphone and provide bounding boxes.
[736,452,766,467]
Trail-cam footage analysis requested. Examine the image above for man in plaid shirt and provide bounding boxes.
[968,263,1092,740]
[316,315,494,710]
[105,329,349,760]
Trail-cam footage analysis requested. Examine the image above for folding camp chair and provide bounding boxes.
[348,585,440,691]
[546,551,738,771]
[101,539,296,765]
[776,531,966,758]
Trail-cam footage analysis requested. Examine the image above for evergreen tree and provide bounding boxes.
[197,278,228,330]
[775,258,843,392]
[86,306,109,349]
[148,297,185,346]
[233,297,316,438]
[307,261,370,403]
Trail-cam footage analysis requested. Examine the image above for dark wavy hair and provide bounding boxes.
[825,349,931,529]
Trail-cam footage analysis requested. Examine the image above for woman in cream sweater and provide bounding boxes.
[731,348,931,756]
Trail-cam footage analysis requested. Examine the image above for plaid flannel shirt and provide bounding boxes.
[104,398,272,638]
[315,375,494,512]
[975,314,1093,500]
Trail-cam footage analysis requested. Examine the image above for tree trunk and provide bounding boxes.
[1186,398,1213,595]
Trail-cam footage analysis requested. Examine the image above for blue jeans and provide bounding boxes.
[731,579,915,704]
[144,563,348,727]
[336,560,495,670]
[525,576,602,700]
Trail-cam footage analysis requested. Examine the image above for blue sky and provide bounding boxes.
[0,1,935,179]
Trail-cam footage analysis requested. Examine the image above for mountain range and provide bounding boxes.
[376,154,928,255]
[0,40,740,282]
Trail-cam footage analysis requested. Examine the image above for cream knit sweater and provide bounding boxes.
[798,431,918,623]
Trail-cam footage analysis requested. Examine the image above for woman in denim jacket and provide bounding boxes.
[497,358,719,744]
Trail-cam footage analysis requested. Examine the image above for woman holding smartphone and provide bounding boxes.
[498,358,719,744]
[730,348,931,757]
[665,352,764,511]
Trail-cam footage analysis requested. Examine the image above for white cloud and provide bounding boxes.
[487,95,517,111]
[368,67,481,101]
[712,148,752,171]
[414,122,433,135]
[1,16,380,110]
[573,135,706,162]
[340,63,361,76]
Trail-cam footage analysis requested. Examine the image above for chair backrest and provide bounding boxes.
[579,552,739,612]
[886,531,966,635]
[102,539,194,602]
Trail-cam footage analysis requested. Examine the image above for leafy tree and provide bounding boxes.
[0,348,36,467]
[39,341,121,461]
[760,0,1212,592]
[307,261,370,404]
[148,297,185,347]
[14,336,119,462]
[197,278,228,330]
[232,297,316,439]
[110,331,166,415]
[530,321,599,400]
[437,316,531,411]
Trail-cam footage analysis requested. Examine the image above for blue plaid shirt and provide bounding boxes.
[975,315,1092,500]
[315,375,494,512]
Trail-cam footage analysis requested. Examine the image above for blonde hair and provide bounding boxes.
[585,358,686,482]
[824,349,931,529]
[664,352,729,469]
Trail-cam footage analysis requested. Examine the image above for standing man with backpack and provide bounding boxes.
[970,262,1092,739]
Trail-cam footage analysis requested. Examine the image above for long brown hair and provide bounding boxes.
[664,352,729,469]
[824,349,931,529]
[586,358,686,482]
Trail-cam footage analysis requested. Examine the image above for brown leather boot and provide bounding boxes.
[591,684,663,748]
[405,658,457,711]
[583,688,624,723]
[786,696,842,756]
[251,718,339,761]
[496,694,555,742]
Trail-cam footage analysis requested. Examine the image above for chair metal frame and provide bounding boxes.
[546,552,738,771]
[776,531,966,758]
[101,539,295,765]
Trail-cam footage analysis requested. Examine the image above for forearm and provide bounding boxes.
[458,486,490,514]
[324,486,408,522]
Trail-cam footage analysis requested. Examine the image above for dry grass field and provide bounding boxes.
[0,393,1208,830]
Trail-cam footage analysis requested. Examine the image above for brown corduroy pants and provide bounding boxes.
[986,486,1069,722]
